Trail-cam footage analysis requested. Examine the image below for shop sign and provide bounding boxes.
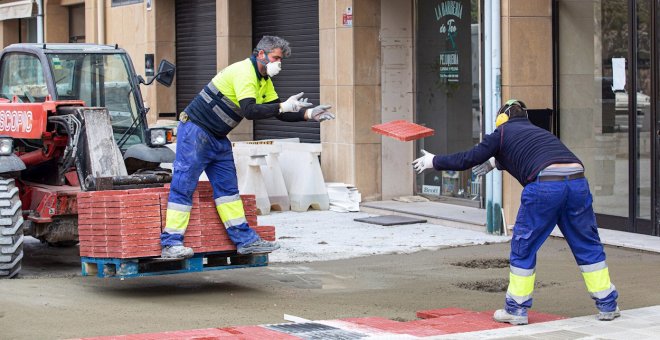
[422,185,441,196]
[435,1,464,83]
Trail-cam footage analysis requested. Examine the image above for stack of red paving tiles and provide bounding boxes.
[77,191,162,258]
[157,182,271,253]
[371,119,434,141]
[77,183,276,258]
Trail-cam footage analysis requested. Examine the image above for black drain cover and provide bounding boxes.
[265,322,366,339]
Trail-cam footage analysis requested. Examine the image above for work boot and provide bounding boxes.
[493,309,528,325]
[237,238,280,255]
[597,307,621,321]
[161,245,194,259]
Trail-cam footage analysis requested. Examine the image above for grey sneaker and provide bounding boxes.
[237,239,280,255]
[493,309,528,325]
[161,245,194,259]
[597,307,621,321]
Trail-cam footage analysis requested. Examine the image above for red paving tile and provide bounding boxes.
[75,327,238,340]
[372,120,435,141]
[416,307,475,319]
[410,312,512,334]
[78,308,565,339]
[223,326,300,339]
[340,317,448,337]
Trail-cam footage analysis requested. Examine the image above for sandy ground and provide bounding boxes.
[2,237,660,339]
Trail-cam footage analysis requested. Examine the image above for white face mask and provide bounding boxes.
[258,51,282,77]
[265,60,281,77]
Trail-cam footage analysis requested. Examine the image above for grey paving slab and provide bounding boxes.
[361,201,486,227]
[353,215,427,226]
[597,331,658,340]
[551,227,660,254]
[527,330,591,339]
[424,306,660,340]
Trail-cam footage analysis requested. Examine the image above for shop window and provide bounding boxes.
[415,0,482,205]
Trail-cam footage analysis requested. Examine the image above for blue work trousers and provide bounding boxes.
[505,177,618,316]
[160,121,259,247]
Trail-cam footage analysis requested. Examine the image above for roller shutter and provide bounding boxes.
[252,0,320,143]
[175,0,217,117]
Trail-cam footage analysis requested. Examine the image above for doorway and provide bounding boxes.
[556,0,656,235]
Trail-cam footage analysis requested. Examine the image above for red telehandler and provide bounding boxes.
[0,44,177,278]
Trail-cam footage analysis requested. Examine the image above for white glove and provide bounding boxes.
[412,149,435,174]
[473,157,496,177]
[305,104,335,122]
[279,92,313,113]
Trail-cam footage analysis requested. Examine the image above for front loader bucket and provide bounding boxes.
[70,107,170,191]
[81,108,129,179]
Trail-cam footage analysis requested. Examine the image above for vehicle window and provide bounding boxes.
[51,56,76,97]
[0,53,48,102]
[47,53,144,149]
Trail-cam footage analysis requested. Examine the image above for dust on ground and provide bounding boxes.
[2,238,660,339]
[452,258,510,269]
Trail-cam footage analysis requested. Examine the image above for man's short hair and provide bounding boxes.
[499,100,527,118]
[253,36,291,58]
[507,105,527,118]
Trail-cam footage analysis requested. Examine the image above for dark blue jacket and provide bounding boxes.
[432,117,582,186]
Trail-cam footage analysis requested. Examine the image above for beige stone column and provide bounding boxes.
[220,0,253,142]
[44,0,69,42]
[319,0,382,201]
[380,0,413,199]
[144,0,176,125]
[85,0,100,44]
[501,0,553,227]
[0,20,19,48]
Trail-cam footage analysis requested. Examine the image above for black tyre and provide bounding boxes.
[0,178,23,278]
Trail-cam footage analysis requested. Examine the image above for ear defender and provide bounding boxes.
[495,112,509,127]
[495,99,527,127]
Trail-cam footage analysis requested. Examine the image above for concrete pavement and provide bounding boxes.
[72,199,660,339]
[76,306,660,339]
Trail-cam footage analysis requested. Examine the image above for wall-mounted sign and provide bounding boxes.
[146,0,152,11]
[342,7,352,27]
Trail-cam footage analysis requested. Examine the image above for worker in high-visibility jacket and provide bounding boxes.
[412,99,619,324]
[161,36,335,259]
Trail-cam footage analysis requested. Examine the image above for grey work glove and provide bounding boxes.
[473,158,496,177]
[412,149,435,174]
[279,92,313,113]
[305,104,335,122]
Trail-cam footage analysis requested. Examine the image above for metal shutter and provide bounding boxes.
[252,0,320,143]
[175,0,217,117]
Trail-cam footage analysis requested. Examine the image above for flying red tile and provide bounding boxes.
[371,120,434,141]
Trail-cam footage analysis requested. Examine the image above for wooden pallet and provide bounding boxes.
[81,252,268,278]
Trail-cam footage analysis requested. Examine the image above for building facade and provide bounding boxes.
[0,0,656,236]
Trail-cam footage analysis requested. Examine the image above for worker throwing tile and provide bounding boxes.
[412,99,619,325]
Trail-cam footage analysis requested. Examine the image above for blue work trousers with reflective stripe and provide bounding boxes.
[506,176,618,315]
[160,121,259,247]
